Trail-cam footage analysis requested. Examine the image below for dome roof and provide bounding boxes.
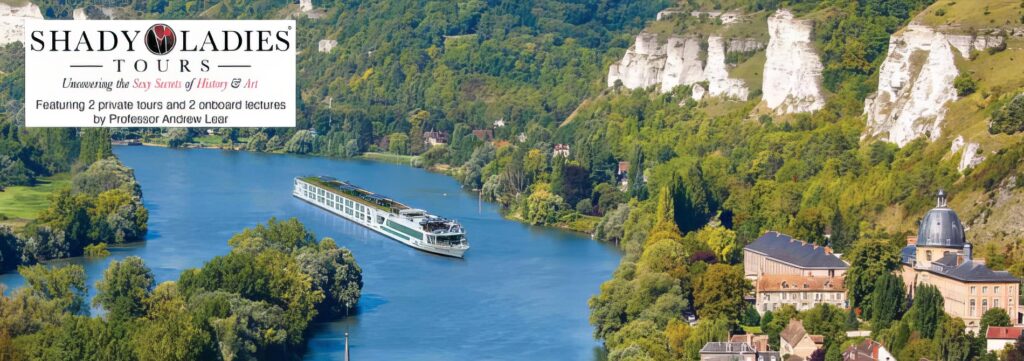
[917,190,966,248]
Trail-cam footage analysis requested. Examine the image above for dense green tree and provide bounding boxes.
[693,264,750,323]
[980,307,1012,337]
[296,238,363,317]
[908,284,944,338]
[17,264,86,315]
[935,317,972,361]
[133,282,209,361]
[869,273,906,333]
[801,304,847,349]
[94,256,155,321]
[844,238,901,311]
[682,318,730,361]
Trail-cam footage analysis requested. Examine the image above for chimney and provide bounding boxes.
[907,236,917,246]
[823,246,832,254]
[964,243,973,261]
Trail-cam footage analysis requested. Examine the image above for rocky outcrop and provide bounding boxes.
[705,36,749,100]
[0,2,43,46]
[727,38,764,53]
[762,9,825,114]
[607,33,666,90]
[299,0,314,12]
[863,25,1005,146]
[661,36,705,93]
[318,39,337,53]
[608,32,751,100]
[951,135,985,172]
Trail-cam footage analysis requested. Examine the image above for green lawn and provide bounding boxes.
[0,174,70,220]
[741,326,762,334]
[919,0,1022,28]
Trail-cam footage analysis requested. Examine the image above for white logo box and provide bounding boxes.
[24,20,296,128]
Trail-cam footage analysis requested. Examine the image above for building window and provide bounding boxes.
[984,286,989,294]
[995,299,1000,309]
[971,286,976,294]
[996,286,1001,294]
[970,299,976,316]
[983,299,989,313]
[926,250,933,261]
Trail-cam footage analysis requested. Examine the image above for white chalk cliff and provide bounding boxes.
[951,135,984,172]
[661,36,705,94]
[607,32,667,90]
[0,2,43,46]
[762,9,826,114]
[608,32,754,100]
[863,25,1004,147]
[705,36,749,100]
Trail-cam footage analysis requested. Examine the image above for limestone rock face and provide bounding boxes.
[0,2,43,46]
[762,9,825,114]
[608,32,750,100]
[607,32,666,90]
[727,38,764,53]
[661,36,705,93]
[863,25,1004,147]
[951,135,985,172]
[318,39,337,53]
[299,0,314,12]
[705,36,749,100]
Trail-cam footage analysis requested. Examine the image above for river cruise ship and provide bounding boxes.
[293,176,469,258]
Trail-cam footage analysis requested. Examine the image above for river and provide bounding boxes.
[0,146,621,360]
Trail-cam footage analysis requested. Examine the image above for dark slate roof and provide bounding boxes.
[917,207,966,248]
[745,232,849,270]
[935,260,1021,283]
[901,245,916,266]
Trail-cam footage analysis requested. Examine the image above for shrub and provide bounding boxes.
[990,93,1024,134]
[954,73,977,96]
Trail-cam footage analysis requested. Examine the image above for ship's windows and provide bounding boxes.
[377,216,384,224]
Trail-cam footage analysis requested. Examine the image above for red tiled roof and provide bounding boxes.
[987,326,1024,340]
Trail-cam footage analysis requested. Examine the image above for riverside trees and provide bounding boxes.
[1,218,362,360]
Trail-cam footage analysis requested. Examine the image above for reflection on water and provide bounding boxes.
[0,146,621,360]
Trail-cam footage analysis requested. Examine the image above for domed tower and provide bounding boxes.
[914,189,968,269]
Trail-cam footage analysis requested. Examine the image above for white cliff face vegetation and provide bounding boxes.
[863,24,1004,147]
[762,9,826,114]
[0,2,43,46]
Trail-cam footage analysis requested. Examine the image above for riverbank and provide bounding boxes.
[131,142,600,235]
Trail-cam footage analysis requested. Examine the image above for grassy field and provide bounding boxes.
[0,174,70,223]
[919,0,1022,28]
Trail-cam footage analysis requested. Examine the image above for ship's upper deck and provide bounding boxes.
[300,176,409,213]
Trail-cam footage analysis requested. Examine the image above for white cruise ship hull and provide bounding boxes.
[294,178,468,258]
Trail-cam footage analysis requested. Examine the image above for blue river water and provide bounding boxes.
[0,146,620,360]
